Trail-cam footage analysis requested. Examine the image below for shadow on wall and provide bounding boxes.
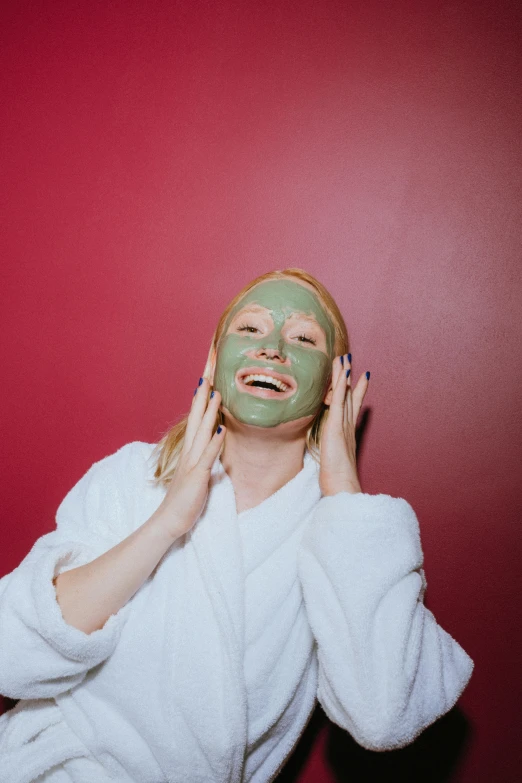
[276,704,473,782]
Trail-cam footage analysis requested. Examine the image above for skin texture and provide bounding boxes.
[213,279,336,428]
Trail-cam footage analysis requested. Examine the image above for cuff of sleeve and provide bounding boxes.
[304,491,424,574]
[317,490,418,521]
[31,543,131,666]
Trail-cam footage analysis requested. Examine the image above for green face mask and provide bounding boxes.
[213,279,336,428]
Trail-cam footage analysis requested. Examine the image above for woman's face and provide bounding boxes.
[213,279,336,428]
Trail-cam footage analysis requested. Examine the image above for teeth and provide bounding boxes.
[242,374,289,392]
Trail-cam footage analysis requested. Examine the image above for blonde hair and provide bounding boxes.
[150,268,350,487]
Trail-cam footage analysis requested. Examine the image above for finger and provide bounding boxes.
[343,362,353,430]
[351,372,369,425]
[346,377,353,428]
[184,377,212,452]
[198,424,226,471]
[329,357,349,428]
[331,355,344,389]
[189,389,223,462]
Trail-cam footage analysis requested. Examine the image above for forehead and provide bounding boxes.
[231,279,328,321]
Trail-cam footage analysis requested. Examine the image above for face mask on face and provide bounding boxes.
[213,279,336,428]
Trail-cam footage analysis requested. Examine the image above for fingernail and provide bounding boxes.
[193,388,197,396]
[366,371,370,379]
[346,369,351,378]
[340,355,344,366]
[210,390,215,398]
[198,377,203,386]
[217,425,222,434]
[348,353,352,363]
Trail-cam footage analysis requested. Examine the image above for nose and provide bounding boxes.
[250,338,289,364]
[259,347,284,362]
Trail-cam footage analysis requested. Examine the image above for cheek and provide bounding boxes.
[314,355,332,383]
[290,350,331,391]
[215,336,251,376]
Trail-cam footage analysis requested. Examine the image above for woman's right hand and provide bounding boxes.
[154,378,226,541]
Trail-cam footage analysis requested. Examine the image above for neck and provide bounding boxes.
[219,416,309,514]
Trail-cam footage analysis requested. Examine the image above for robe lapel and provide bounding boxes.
[238,452,321,577]
[187,459,248,780]
[184,452,321,782]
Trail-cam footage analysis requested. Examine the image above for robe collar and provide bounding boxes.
[190,449,321,646]
[183,449,321,779]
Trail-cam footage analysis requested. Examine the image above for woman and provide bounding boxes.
[0,268,474,782]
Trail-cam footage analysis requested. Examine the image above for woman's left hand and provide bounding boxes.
[319,354,370,496]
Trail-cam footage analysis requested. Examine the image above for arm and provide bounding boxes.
[52,512,176,636]
[0,442,173,700]
[297,491,474,751]
[0,383,225,702]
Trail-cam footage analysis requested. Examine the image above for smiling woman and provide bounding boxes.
[0,268,473,783]
[153,268,350,475]
[213,278,336,428]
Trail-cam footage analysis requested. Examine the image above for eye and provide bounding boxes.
[237,323,260,334]
[295,333,316,345]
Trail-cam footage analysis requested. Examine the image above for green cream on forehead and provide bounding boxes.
[214,279,336,428]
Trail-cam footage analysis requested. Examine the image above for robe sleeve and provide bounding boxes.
[0,441,146,700]
[296,491,474,751]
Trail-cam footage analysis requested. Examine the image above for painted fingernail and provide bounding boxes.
[340,355,344,366]
[348,353,352,363]
[194,388,197,396]
[346,369,351,378]
[217,425,222,434]
[198,377,203,386]
[210,390,215,398]
[366,371,370,379]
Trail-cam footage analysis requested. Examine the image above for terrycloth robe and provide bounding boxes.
[0,441,474,782]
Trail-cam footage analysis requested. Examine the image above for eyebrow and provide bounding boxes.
[233,304,269,315]
[285,312,324,331]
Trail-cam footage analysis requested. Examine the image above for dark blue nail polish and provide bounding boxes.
[346,369,351,378]
[217,425,222,434]
[193,388,197,396]
[340,355,344,365]
[366,371,370,379]
[198,377,203,386]
[210,390,215,398]
[348,353,352,363]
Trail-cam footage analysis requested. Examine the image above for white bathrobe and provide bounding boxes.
[0,441,474,783]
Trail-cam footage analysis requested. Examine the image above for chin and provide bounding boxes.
[220,405,315,433]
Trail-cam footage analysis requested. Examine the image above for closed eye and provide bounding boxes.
[295,334,316,345]
[237,323,260,334]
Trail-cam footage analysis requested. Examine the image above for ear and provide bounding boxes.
[323,379,334,407]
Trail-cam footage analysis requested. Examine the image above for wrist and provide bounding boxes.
[149,505,191,544]
[321,479,363,496]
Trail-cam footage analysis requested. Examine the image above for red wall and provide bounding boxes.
[1,1,521,780]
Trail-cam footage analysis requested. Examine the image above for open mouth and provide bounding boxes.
[235,366,297,399]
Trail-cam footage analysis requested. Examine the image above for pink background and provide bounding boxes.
[1,1,521,781]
